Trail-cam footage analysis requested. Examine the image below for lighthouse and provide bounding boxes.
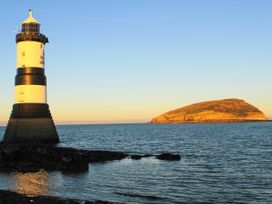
[3,10,59,143]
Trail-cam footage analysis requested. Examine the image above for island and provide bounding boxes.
[150,98,268,124]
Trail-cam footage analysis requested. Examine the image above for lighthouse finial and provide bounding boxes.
[29,9,33,18]
[22,9,39,24]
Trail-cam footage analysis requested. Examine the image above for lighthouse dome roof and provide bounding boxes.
[22,10,39,24]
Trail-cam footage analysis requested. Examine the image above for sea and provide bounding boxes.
[0,122,271,204]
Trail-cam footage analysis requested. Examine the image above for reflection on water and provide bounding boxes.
[12,170,48,197]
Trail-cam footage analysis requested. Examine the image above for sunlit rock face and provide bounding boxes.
[151,99,268,124]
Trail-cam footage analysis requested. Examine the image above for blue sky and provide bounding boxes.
[0,0,272,124]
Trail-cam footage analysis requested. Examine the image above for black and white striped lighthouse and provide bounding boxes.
[3,10,59,143]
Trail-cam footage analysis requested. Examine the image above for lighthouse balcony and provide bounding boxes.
[16,33,48,44]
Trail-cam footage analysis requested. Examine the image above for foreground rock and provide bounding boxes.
[0,189,113,204]
[151,98,268,124]
[0,144,180,172]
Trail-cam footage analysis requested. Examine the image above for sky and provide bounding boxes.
[0,0,272,124]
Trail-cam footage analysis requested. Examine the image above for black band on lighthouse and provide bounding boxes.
[16,33,48,44]
[17,67,45,74]
[11,103,52,118]
[15,68,46,85]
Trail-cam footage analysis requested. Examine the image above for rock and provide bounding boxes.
[82,150,127,163]
[150,98,268,124]
[130,154,152,160]
[85,201,113,204]
[156,153,181,161]
[131,155,142,160]
[0,144,130,173]
[0,144,87,173]
[0,189,114,204]
[0,189,80,204]
[0,144,180,172]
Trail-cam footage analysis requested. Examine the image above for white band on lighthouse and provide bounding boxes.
[17,41,44,68]
[15,85,47,103]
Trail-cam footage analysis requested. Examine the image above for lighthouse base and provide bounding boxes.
[2,103,59,144]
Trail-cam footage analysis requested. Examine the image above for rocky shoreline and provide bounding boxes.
[0,189,114,204]
[0,143,180,203]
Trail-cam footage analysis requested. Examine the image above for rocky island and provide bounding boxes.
[151,99,268,124]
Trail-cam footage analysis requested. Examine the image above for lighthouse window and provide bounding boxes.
[22,23,40,33]
[22,52,25,57]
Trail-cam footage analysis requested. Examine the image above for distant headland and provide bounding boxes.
[150,99,268,124]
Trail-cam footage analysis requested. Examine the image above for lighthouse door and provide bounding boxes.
[18,86,24,103]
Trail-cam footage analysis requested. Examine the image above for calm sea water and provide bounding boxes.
[0,123,271,203]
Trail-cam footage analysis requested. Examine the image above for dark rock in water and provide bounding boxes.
[0,143,180,173]
[0,145,81,173]
[131,155,142,160]
[130,154,153,160]
[0,144,129,173]
[0,144,89,173]
[156,153,181,161]
[82,150,127,163]
[0,189,114,204]
[85,201,114,204]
